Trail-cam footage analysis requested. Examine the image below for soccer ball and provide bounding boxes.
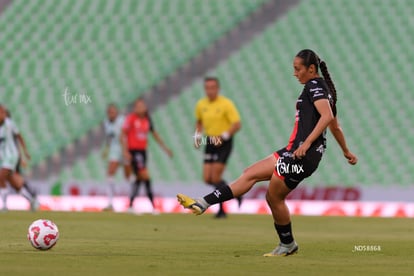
[27,219,59,250]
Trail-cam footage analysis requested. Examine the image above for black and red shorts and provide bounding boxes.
[273,146,323,190]
[129,150,147,174]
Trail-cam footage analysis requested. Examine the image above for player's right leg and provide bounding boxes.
[0,168,10,211]
[104,160,119,211]
[8,171,39,211]
[2,154,39,211]
[15,158,34,197]
[177,154,275,214]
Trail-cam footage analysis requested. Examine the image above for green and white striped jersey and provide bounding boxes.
[0,118,19,159]
[104,115,125,150]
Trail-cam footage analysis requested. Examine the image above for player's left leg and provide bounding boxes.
[128,176,141,211]
[128,150,141,212]
[138,168,156,212]
[263,176,298,257]
[123,163,132,182]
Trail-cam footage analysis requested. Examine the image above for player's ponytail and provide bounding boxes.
[296,49,338,115]
[319,61,337,105]
[319,60,337,116]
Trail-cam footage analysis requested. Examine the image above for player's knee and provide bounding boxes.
[138,172,149,181]
[265,191,273,207]
[266,190,284,205]
[241,166,258,182]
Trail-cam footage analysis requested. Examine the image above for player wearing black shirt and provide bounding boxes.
[177,49,358,256]
[275,76,336,190]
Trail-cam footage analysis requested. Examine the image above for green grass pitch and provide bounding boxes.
[0,212,413,276]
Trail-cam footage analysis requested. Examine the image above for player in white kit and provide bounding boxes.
[0,105,37,211]
[6,109,37,201]
[102,103,131,210]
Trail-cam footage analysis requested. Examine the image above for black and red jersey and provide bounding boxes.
[286,77,336,152]
[123,113,154,150]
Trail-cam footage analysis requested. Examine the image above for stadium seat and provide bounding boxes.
[4,0,413,188]
[0,0,266,165]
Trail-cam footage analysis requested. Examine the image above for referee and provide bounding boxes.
[194,77,241,218]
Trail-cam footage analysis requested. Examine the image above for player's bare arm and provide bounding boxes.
[16,133,30,161]
[224,121,241,138]
[329,117,358,165]
[152,130,173,158]
[120,130,131,162]
[293,99,334,159]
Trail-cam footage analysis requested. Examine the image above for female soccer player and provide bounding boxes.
[6,108,37,202]
[194,77,242,218]
[102,103,131,210]
[122,98,173,213]
[0,105,37,211]
[177,49,358,256]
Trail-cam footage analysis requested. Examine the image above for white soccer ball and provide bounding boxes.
[27,219,59,250]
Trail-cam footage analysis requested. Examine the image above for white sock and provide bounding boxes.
[197,198,210,209]
[20,187,34,202]
[107,177,115,206]
[0,187,8,208]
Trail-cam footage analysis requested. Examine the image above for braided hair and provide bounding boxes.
[296,49,337,115]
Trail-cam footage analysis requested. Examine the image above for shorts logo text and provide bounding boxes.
[276,157,304,176]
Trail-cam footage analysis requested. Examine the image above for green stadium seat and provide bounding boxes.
[0,0,267,175]
[4,0,412,189]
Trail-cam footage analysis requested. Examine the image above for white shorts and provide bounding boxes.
[0,154,18,171]
[108,145,124,163]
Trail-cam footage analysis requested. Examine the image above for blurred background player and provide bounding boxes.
[0,105,38,211]
[5,108,37,202]
[122,98,173,214]
[194,77,242,218]
[102,103,131,211]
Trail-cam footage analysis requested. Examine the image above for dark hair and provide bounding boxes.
[107,103,118,110]
[204,76,220,87]
[134,97,149,117]
[296,49,338,106]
